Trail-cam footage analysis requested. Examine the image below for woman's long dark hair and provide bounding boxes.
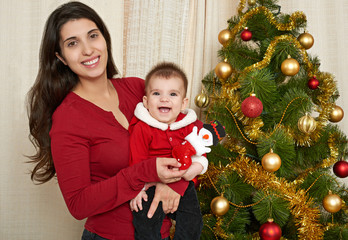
[27,1,118,184]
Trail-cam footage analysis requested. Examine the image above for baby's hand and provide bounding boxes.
[182,162,203,181]
[144,182,156,190]
[130,190,148,212]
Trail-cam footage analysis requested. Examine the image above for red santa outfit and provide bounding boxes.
[50,78,168,240]
[129,103,209,182]
[129,103,208,239]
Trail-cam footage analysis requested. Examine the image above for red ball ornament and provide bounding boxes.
[241,27,252,41]
[308,76,319,90]
[333,160,348,178]
[241,94,263,118]
[259,219,282,240]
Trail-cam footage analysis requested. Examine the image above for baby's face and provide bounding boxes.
[143,76,188,124]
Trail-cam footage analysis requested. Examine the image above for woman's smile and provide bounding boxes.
[82,56,100,67]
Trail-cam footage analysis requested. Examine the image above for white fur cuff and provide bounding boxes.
[191,155,208,175]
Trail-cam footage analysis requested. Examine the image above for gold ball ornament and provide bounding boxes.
[210,195,230,216]
[323,192,343,213]
[215,60,232,80]
[261,149,281,172]
[218,29,232,47]
[248,0,257,6]
[298,114,317,134]
[298,32,314,50]
[329,105,344,123]
[281,56,300,76]
[194,91,210,108]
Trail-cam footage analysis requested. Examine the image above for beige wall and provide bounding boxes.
[0,0,347,239]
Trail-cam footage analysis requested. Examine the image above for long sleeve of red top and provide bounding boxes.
[49,78,162,240]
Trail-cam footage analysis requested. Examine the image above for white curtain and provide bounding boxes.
[122,0,238,112]
[1,0,347,239]
[182,0,238,114]
[122,0,190,78]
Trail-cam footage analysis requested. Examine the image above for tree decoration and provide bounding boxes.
[241,27,252,41]
[261,149,282,172]
[259,219,282,240]
[218,29,232,47]
[241,93,263,118]
[194,90,210,108]
[329,105,344,123]
[297,114,317,134]
[214,59,232,80]
[307,75,319,90]
[192,176,202,188]
[210,195,230,216]
[297,31,314,50]
[333,160,348,178]
[241,35,312,77]
[223,155,324,239]
[281,55,300,76]
[248,0,256,6]
[322,191,343,213]
[197,1,348,239]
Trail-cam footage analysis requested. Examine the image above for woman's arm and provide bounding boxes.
[52,134,183,221]
[51,130,159,220]
[50,105,184,220]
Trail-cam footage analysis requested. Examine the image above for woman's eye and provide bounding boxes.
[90,33,99,39]
[67,41,77,47]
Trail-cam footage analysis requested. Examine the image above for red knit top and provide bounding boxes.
[50,77,169,239]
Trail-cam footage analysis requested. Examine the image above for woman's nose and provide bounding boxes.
[82,42,93,55]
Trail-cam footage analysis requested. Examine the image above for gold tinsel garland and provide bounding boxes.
[241,34,314,76]
[214,36,337,146]
[237,0,247,15]
[285,72,337,147]
[211,34,321,145]
[294,133,340,185]
[203,156,324,239]
[315,72,337,122]
[200,2,343,238]
[230,6,306,40]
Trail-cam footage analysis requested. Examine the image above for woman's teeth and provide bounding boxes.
[83,57,99,65]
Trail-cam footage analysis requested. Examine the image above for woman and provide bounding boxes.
[27,2,185,239]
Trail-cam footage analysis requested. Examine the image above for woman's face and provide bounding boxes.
[56,18,108,82]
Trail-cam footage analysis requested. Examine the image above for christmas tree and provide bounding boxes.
[195,0,348,239]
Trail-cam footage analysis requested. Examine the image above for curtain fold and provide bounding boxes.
[183,0,238,114]
[122,0,190,78]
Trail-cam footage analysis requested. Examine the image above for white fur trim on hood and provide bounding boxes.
[134,102,197,131]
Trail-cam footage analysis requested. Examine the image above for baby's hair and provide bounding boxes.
[145,62,188,96]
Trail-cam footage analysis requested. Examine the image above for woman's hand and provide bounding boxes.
[156,157,186,183]
[147,182,181,218]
